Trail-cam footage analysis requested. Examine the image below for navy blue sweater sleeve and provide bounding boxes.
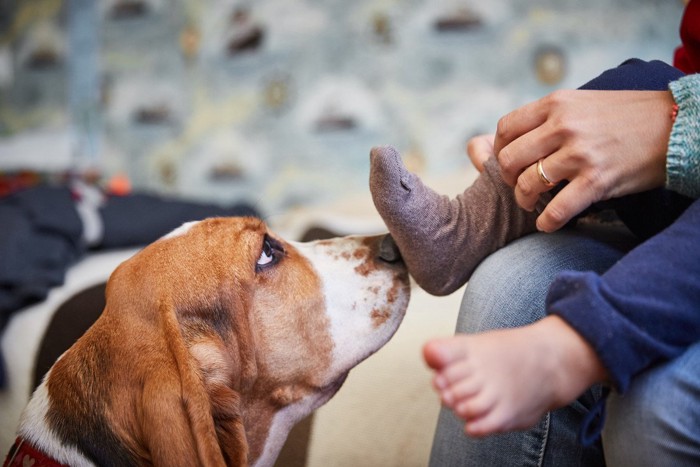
[546,198,700,393]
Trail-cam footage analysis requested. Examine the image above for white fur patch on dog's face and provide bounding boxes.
[291,235,410,381]
[253,234,409,467]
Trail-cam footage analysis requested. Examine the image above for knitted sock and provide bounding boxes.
[369,145,549,296]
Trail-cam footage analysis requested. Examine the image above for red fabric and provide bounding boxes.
[3,438,68,467]
[674,0,700,73]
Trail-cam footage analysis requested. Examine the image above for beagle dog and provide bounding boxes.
[5,217,410,467]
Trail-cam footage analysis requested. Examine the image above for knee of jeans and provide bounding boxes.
[455,230,631,334]
[604,377,664,443]
[603,387,681,464]
[455,235,555,333]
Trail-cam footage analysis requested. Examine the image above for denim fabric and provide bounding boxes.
[429,225,637,467]
[603,341,700,467]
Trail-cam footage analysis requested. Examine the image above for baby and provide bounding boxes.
[368,138,678,438]
[368,58,694,440]
[368,2,700,446]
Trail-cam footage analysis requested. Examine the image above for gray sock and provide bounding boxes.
[369,145,549,295]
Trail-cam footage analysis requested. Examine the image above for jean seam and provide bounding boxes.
[537,412,550,467]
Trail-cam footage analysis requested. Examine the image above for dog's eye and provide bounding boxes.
[257,235,283,270]
[257,239,275,266]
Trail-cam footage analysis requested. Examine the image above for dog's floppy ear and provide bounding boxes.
[139,299,248,466]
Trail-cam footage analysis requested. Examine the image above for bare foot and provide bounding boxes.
[423,315,608,437]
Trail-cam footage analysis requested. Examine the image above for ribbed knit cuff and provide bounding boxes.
[667,74,700,199]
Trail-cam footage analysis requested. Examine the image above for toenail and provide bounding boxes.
[441,391,453,406]
[435,375,446,389]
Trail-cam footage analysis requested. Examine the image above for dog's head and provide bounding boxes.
[25,217,409,466]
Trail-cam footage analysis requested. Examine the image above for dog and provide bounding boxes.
[4,216,410,466]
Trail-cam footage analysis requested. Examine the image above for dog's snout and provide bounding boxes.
[377,234,402,263]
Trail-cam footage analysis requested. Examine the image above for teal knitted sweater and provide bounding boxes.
[668,74,700,198]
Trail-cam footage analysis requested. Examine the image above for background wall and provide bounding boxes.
[0,0,686,216]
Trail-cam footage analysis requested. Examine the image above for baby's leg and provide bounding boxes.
[423,315,607,437]
[370,145,547,295]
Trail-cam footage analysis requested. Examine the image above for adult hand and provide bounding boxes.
[494,89,675,232]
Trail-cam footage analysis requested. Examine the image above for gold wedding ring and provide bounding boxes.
[536,159,556,187]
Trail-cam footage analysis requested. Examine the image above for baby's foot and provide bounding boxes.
[423,316,608,437]
[369,145,544,295]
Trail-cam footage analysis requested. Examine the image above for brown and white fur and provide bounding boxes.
[10,217,410,466]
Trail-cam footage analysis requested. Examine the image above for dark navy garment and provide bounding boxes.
[559,58,699,388]
[545,59,700,444]
[0,187,84,327]
[549,198,700,391]
[548,197,700,445]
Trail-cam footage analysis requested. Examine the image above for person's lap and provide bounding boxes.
[603,340,700,467]
[429,223,700,466]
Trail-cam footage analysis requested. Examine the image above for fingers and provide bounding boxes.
[494,98,556,186]
[535,179,601,232]
[513,156,605,232]
[493,98,549,156]
[499,124,564,187]
[514,156,563,212]
[497,89,674,232]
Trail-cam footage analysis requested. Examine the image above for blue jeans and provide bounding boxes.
[429,225,700,466]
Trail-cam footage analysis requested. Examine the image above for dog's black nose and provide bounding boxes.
[378,234,402,263]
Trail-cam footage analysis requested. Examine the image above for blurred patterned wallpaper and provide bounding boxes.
[0,0,686,215]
